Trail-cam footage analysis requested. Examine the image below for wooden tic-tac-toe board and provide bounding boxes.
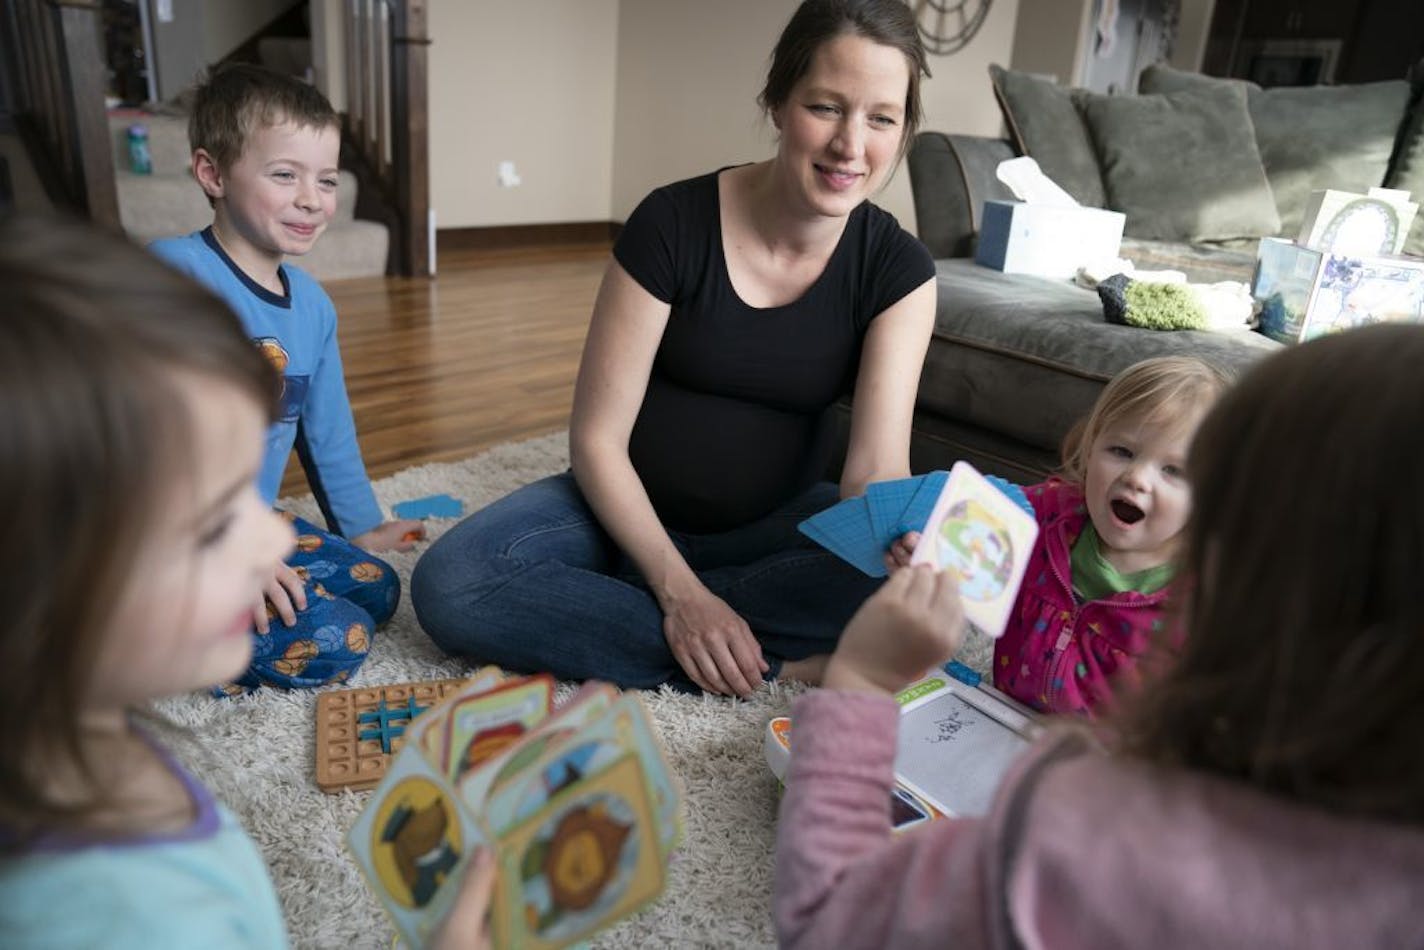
[315,679,465,793]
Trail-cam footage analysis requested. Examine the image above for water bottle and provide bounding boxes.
[127,124,152,175]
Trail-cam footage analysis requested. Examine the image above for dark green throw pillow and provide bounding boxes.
[988,64,1105,207]
[1078,83,1280,243]
[1140,64,1410,238]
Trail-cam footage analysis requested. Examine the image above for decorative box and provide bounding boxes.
[1252,237,1424,344]
[975,200,1126,280]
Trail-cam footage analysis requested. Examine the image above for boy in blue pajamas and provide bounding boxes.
[150,63,422,693]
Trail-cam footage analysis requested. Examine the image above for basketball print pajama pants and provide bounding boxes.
[219,514,400,695]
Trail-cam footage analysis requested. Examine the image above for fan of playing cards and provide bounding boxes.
[799,462,1038,637]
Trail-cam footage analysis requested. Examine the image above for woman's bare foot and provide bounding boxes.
[778,654,830,686]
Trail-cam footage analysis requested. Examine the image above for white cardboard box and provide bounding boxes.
[974,200,1126,280]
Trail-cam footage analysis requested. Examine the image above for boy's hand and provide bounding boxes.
[255,562,307,633]
[882,530,921,573]
[352,519,426,553]
[823,564,964,697]
[431,848,495,950]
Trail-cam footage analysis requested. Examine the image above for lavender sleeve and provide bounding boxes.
[773,690,998,949]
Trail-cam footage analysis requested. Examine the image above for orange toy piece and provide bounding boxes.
[315,679,466,793]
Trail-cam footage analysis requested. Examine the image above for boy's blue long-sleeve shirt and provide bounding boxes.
[149,228,384,537]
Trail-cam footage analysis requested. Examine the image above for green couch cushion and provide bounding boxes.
[988,64,1105,207]
[1139,64,1410,239]
[1078,83,1280,243]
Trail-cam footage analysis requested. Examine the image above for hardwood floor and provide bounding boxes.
[279,241,609,497]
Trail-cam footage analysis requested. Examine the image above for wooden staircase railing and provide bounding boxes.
[343,0,430,276]
[1,0,119,228]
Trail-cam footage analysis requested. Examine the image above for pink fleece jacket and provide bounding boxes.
[994,478,1175,717]
[775,690,1424,950]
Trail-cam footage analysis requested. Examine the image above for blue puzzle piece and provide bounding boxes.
[392,493,465,520]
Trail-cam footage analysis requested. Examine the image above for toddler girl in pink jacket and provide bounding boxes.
[993,355,1230,716]
[889,356,1231,717]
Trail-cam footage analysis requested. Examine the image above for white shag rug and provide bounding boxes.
[155,431,992,949]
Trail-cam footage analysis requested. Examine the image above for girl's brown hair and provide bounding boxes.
[1119,324,1424,824]
[0,215,276,846]
[758,0,931,165]
[1061,355,1233,485]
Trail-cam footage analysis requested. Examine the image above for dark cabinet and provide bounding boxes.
[1242,0,1360,39]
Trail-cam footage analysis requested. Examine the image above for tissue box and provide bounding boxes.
[975,200,1126,280]
[1252,237,1424,344]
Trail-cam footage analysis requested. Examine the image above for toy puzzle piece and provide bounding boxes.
[315,679,467,793]
[357,695,433,754]
[392,493,464,520]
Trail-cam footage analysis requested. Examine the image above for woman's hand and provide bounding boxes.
[661,584,769,697]
[431,848,496,950]
[823,564,964,697]
[882,529,921,573]
[254,561,307,633]
[352,519,426,553]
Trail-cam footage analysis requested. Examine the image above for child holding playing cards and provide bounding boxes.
[779,326,1424,949]
[0,217,491,949]
[889,356,1230,716]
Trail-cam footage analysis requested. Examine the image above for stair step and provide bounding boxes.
[297,220,390,281]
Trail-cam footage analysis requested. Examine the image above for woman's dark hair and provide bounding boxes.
[0,214,277,847]
[1119,324,1424,824]
[758,0,930,162]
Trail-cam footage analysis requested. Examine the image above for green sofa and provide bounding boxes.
[898,63,1424,483]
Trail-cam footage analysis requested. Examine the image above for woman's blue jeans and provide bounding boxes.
[410,472,882,691]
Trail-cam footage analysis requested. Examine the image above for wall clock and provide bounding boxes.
[911,0,993,56]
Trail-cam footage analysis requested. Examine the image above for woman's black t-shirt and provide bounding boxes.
[612,169,934,534]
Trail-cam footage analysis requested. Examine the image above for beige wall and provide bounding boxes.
[612,0,1022,229]
[418,0,1022,231]
[427,0,619,228]
[1008,0,1093,84]
[203,0,301,63]
[1171,0,1216,72]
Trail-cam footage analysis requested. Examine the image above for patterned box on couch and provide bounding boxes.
[1253,237,1424,344]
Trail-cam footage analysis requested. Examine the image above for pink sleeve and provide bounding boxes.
[773,690,998,949]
